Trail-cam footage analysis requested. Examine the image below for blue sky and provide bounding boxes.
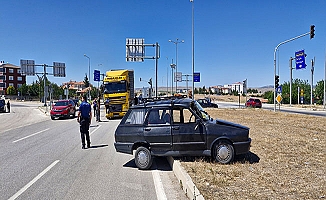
[1,0,326,89]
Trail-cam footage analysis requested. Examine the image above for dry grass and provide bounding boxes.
[180,108,326,199]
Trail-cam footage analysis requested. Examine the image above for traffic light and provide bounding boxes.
[310,25,315,39]
[275,75,279,88]
[148,78,152,87]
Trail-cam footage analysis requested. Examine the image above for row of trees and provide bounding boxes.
[263,78,325,105]
[190,79,325,105]
[6,75,100,101]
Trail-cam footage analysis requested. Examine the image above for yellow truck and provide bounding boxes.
[103,69,134,119]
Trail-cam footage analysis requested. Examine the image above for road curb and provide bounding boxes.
[167,156,205,200]
[38,106,50,116]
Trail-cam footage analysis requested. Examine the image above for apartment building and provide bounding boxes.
[0,61,26,95]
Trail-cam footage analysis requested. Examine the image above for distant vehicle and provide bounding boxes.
[197,98,218,108]
[245,98,262,108]
[103,69,134,119]
[50,99,76,120]
[0,99,6,112]
[114,97,251,170]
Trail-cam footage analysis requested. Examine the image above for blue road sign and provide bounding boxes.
[295,50,306,70]
[94,70,100,81]
[276,86,282,94]
[193,72,200,82]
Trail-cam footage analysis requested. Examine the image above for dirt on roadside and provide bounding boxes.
[180,108,325,200]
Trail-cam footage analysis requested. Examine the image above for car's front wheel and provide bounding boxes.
[213,140,234,164]
[134,146,153,170]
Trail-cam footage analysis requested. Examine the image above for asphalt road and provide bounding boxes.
[0,101,188,200]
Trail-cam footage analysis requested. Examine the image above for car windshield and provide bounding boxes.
[55,101,69,106]
[193,101,210,121]
[104,81,127,94]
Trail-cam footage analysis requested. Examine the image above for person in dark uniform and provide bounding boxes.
[77,95,92,149]
[7,100,10,113]
[134,94,138,105]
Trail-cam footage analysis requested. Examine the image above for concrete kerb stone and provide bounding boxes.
[38,106,50,116]
[167,156,205,200]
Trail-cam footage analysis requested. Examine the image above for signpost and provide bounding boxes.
[20,59,66,107]
[295,50,306,70]
[126,38,160,98]
[175,72,182,82]
[193,72,200,82]
[94,70,100,82]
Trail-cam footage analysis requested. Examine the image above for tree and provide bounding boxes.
[6,86,16,95]
[17,84,28,96]
[314,80,324,105]
[263,91,274,104]
[194,88,199,94]
[281,79,311,104]
[84,74,90,88]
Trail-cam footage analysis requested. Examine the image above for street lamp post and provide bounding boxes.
[190,0,195,100]
[84,54,91,99]
[170,62,176,95]
[169,38,184,93]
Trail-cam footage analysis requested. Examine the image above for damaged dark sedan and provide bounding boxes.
[114,97,251,170]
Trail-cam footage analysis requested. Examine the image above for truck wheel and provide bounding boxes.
[213,140,234,164]
[134,146,153,170]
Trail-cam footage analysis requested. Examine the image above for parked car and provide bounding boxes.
[50,99,76,120]
[0,99,6,112]
[197,98,218,108]
[114,97,251,170]
[245,98,262,108]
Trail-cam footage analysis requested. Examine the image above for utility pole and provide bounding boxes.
[289,57,295,106]
[311,57,315,106]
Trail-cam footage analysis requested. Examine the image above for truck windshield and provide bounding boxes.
[104,81,127,94]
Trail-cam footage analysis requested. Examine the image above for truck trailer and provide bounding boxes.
[103,69,134,119]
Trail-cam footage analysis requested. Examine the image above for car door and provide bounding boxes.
[143,107,172,153]
[171,106,206,151]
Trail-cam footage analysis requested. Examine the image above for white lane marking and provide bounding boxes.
[12,128,50,143]
[90,125,101,136]
[8,160,60,200]
[152,170,167,200]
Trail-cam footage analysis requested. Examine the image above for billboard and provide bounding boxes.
[126,38,145,62]
[20,59,35,76]
[53,62,66,77]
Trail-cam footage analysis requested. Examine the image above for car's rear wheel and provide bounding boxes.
[213,140,234,164]
[134,146,153,170]
[51,116,55,120]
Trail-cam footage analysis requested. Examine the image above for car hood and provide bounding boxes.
[211,118,249,130]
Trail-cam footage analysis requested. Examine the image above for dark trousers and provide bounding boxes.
[80,117,91,147]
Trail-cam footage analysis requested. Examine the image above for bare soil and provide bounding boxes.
[180,107,325,199]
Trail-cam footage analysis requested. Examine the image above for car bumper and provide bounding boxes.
[233,138,251,155]
[50,113,69,117]
[114,142,133,154]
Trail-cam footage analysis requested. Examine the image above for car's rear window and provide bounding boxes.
[254,99,261,103]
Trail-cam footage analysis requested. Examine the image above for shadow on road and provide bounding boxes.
[88,144,109,149]
[123,157,172,171]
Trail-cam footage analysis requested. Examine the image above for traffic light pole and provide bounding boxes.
[273,31,311,112]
